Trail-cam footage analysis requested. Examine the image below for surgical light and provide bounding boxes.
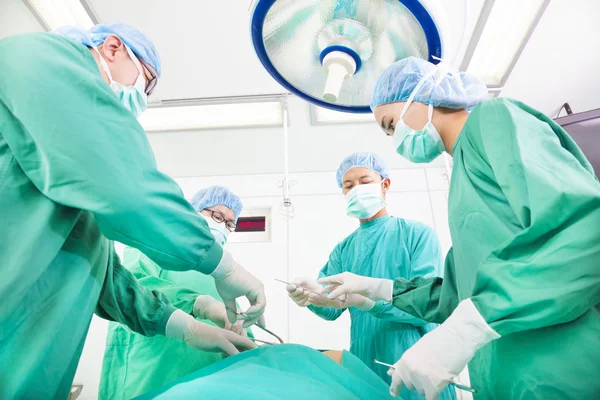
[250,0,447,113]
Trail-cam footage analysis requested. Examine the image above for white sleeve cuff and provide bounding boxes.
[372,278,394,302]
[209,249,233,280]
[165,309,192,340]
[359,297,376,311]
[447,298,500,350]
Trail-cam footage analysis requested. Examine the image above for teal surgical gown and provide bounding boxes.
[137,344,397,400]
[0,33,223,399]
[309,217,456,400]
[100,248,252,400]
[391,98,600,399]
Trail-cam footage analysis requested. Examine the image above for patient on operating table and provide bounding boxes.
[135,344,397,399]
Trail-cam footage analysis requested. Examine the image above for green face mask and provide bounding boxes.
[345,183,386,219]
[394,103,445,164]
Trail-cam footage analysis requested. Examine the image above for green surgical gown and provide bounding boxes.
[136,344,397,400]
[0,33,223,399]
[309,217,456,400]
[99,248,253,400]
[391,98,600,399]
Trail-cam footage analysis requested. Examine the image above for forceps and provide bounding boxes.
[374,360,477,394]
[225,306,284,345]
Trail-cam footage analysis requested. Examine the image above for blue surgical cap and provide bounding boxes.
[191,186,243,222]
[336,152,390,188]
[54,22,161,77]
[370,57,487,111]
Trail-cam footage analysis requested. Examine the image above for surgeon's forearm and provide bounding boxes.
[308,305,345,321]
[95,192,224,274]
[391,276,457,324]
[96,251,179,336]
[368,301,431,326]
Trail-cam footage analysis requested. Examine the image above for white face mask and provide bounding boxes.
[201,215,230,246]
[93,44,148,118]
[345,182,386,219]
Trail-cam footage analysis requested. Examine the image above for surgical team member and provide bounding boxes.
[100,186,252,400]
[319,57,600,399]
[287,152,455,400]
[0,24,265,399]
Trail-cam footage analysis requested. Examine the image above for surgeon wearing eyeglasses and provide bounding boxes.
[0,24,264,399]
[99,186,255,400]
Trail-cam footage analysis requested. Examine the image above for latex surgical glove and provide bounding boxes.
[387,299,500,399]
[317,272,394,302]
[193,295,246,335]
[211,250,266,328]
[308,292,374,311]
[285,277,322,307]
[165,309,257,356]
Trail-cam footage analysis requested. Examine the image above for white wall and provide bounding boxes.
[73,165,450,399]
[146,97,447,178]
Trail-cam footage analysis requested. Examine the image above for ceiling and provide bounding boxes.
[1,0,599,116]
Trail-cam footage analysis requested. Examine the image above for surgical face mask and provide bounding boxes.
[392,63,450,163]
[93,44,148,118]
[345,182,386,219]
[201,215,230,246]
[394,103,445,163]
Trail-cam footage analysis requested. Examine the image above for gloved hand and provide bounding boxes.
[387,299,500,399]
[193,295,247,336]
[286,277,322,307]
[317,272,394,302]
[211,251,266,328]
[308,292,374,311]
[165,309,257,356]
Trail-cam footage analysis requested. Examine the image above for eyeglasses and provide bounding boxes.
[205,209,237,232]
[139,59,158,96]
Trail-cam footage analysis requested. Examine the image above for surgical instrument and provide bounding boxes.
[225,306,284,344]
[374,360,477,393]
[249,338,278,346]
[275,278,347,304]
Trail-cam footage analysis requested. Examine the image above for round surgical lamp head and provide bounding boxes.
[250,0,443,113]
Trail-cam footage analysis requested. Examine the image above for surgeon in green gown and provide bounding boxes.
[100,186,254,399]
[286,152,455,400]
[318,57,600,399]
[0,25,265,400]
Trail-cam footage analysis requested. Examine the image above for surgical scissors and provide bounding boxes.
[374,360,477,394]
[225,306,284,344]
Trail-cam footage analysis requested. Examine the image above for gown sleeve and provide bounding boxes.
[390,247,461,324]
[117,247,254,336]
[95,247,177,336]
[308,246,347,321]
[466,98,600,335]
[122,247,200,313]
[368,223,444,325]
[0,33,221,274]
